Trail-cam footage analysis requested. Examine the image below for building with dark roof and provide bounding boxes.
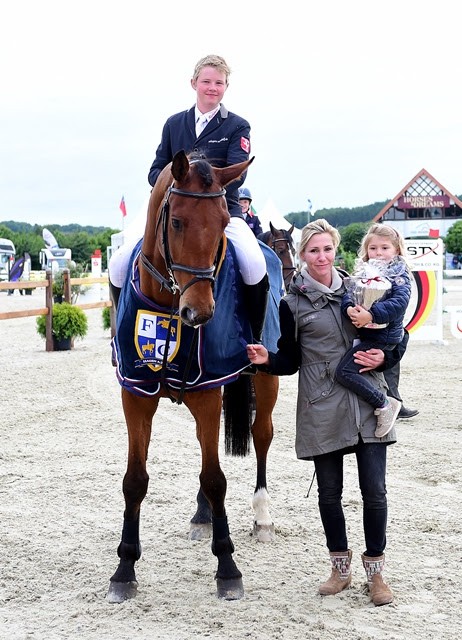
[372,168,462,238]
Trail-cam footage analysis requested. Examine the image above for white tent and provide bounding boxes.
[257,198,302,245]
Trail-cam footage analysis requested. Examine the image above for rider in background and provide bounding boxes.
[239,187,263,237]
[109,54,268,344]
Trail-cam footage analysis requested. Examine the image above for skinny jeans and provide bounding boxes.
[313,436,388,557]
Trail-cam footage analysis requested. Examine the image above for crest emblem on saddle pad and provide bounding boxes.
[134,310,181,371]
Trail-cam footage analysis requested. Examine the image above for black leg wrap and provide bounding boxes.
[211,516,235,556]
[116,516,142,560]
[121,516,140,545]
[243,274,269,343]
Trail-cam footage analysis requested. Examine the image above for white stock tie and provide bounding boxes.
[196,115,208,137]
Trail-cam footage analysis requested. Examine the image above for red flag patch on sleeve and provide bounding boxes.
[240,137,250,153]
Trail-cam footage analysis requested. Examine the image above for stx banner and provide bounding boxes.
[404,238,444,343]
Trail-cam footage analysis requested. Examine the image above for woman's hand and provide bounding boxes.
[246,343,269,365]
[354,347,385,372]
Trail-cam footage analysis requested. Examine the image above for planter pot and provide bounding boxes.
[52,336,72,351]
[53,295,63,304]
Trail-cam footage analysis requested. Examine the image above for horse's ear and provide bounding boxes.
[171,150,189,182]
[288,224,295,235]
[269,222,276,235]
[219,157,254,187]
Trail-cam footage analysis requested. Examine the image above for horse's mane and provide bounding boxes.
[188,152,213,187]
[258,229,293,245]
[258,231,271,244]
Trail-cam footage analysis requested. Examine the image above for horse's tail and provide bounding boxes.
[223,376,253,457]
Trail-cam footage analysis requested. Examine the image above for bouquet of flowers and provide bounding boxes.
[343,259,392,329]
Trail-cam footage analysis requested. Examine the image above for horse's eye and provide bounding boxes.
[171,218,182,230]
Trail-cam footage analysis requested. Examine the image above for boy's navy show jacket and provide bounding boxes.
[148,104,250,219]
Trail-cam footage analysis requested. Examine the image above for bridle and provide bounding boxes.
[270,232,296,281]
[139,183,226,296]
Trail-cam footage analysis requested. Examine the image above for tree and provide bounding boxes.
[339,222,370,254]
[443,220,462,255]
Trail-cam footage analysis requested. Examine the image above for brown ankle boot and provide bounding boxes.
[362,553,394,606]
[319,550,352,595]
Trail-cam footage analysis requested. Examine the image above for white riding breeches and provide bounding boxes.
[109,212,267,288]
[223,216,266,285]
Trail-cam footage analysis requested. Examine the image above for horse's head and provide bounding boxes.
[141,150,254,328]
[267,222,296,292]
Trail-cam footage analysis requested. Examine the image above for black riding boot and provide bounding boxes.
[243,274,269,344]
[109,283,121,366]
[109,282,121,311]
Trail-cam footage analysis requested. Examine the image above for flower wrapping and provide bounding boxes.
[344,259,392,329]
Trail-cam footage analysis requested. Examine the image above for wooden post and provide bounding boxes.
[45,271,54,352]
[63,268,71,303]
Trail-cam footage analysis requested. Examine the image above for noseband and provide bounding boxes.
[139,183,226,296]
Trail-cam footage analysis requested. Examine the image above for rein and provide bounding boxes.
[139,181,226,406]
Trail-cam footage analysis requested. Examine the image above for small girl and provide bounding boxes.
[335,224,412,438]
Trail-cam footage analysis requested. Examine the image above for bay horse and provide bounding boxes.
[108,151,279,603]
[259,222,296,292]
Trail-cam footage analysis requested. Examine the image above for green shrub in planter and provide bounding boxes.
[36,302,88,342]
[102,306,111,330]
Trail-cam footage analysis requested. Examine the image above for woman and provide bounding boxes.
[109,54,268,344]
[247,219,407,606]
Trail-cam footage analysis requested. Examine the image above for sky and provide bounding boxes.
[1,0,461,232]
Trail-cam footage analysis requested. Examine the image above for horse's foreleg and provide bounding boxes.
[185,389,244,600]
[190,487,212,540]
[107,391,158,603]
[251,372,278,542]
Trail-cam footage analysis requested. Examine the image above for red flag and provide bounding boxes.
[429,228,439,238]
[119,196,127,217]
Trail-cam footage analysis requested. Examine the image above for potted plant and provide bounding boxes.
[102,305,111,330]
[52,272,65,303]
[36,302,88,350]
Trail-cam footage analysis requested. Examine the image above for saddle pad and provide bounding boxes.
[112,240,253,397]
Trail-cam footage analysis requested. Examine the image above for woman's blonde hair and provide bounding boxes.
[298,218,341,261]
[358,223,408,263]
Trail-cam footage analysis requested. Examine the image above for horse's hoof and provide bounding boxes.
[106,580,138,603]
[216,577,244,600]
[189,522,212,541]
[253,522,275,543]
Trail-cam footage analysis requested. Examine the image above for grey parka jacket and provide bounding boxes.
[264,268,400,460]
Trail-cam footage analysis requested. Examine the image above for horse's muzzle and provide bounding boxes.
[180,302,215,328]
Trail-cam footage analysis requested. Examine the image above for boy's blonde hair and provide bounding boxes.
[192,55,231,84]
[358,223,408,263]
[298,218,341,260]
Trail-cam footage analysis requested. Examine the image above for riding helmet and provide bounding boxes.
[238,187,252,202]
